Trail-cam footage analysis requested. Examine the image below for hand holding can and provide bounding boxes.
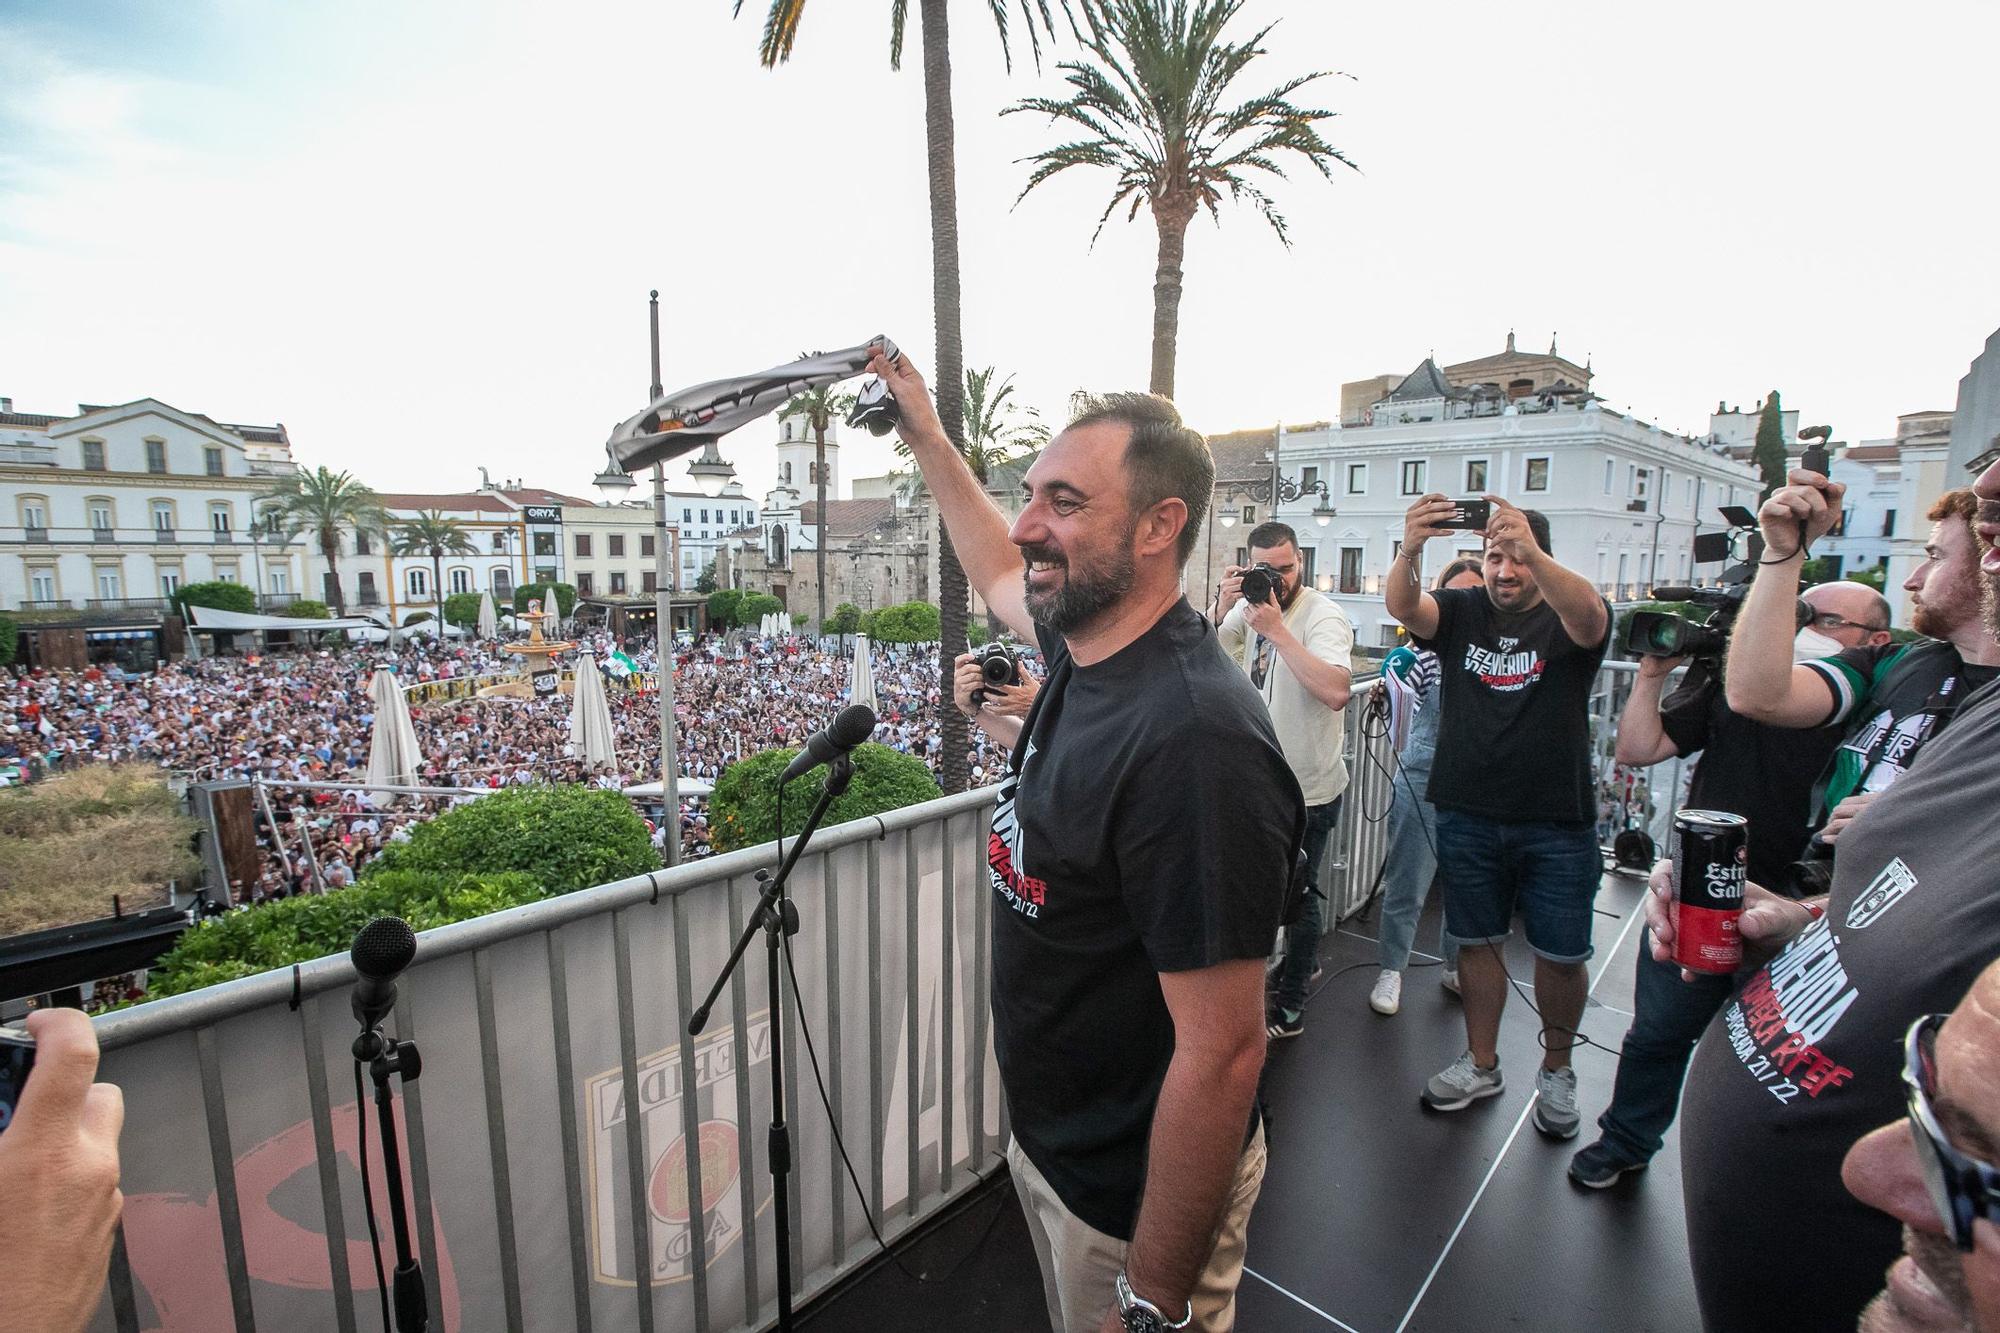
[1671,810,1748,974]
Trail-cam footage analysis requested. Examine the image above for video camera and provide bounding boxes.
[1621,504,1806,662]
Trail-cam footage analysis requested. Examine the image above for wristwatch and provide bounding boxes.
[1116,1271,1193,1332]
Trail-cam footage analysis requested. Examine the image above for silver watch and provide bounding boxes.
[1116,1271,1192,1332]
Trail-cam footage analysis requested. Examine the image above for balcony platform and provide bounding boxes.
[804,866,1699,1333]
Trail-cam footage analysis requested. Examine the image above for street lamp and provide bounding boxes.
[1217,473,1337,528]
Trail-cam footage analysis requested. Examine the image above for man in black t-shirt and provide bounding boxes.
[1651,455,2000,1331]
[1385,493,1611,1142]
[870,346,1301,1333]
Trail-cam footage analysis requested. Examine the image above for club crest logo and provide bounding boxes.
[1846,857,1918,930]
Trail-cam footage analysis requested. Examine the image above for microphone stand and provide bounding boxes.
[354,1024,427,1333]
[689,753,854,1333]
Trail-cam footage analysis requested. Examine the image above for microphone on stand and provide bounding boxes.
[779,704,878,784]
[351,916,417,1033]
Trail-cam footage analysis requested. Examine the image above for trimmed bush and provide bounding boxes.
[869,600,941,644]
[513,582,577,616]
[442,591,483,629]
[709,742,941,853]
[707,588,745,629]
[740,592,784,624]
[142,870,544,1001]
[281,599,331,619]
[175,581,257,617]
[0,613,15,665]
[363,784,655,893]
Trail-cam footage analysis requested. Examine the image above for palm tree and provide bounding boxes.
[390,510,479,617]
[259,466,389,617]
[1006,0,1356,398]
[738,0,1084,794]
[779,374,856,636]
[894,364,1049,497]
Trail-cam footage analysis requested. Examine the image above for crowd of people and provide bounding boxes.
[1,625,1019,897]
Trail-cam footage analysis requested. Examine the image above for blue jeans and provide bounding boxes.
[1274,799,1343,1014]
[1594,928,1735,1163]
[1435,808,1601,963]
[1376,760,1460,973]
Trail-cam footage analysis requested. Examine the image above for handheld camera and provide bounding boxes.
[1239,563,1287,605]
[970,642,1020,705]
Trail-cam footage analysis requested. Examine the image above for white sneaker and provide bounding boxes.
[1369,969,1403,1015]
[1422,1051,1504,1111]
[1440,967,1461,997]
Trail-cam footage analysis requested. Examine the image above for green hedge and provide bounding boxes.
[740,592,784,624]
[442,591,484,629]
[175,581,257,616]
[281,599,331,619]
[708,588,745,628]
[0,613,15,665]
[869,600,941,644]
[513,582,577,616]
[363,784,655,893]
[709,742,940,853]
[143,870,543,1001]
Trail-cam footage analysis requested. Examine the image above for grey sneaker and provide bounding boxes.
[1422,1052,1504,1111]
[1440,967,1460,997]
[1532,1066,1581,1140]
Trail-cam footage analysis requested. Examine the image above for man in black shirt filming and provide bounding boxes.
[1386,492,1611,1140]
[868,345,1302,1333]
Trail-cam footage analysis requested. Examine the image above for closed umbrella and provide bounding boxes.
[569,652,617,769]
[477,591,499,640]
[849,633,877,714]
[365,667,424,792]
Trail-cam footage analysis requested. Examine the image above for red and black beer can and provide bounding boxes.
[1671,810,1749,974]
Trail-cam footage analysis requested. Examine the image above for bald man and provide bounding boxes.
[1844,957,2000,1332]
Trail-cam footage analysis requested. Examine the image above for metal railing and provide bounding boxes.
[89,790,1003,1333]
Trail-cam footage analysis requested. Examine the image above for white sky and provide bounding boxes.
[3,0,1997,506]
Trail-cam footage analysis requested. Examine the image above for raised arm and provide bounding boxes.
[1486,496,1607,649]
[868,345,1032,640]
[1385,494,1455,640]
[1724,470,1846,726]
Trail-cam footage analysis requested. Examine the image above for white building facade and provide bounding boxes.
[1213,381,1762,650]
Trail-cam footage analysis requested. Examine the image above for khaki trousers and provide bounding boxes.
[1007,1123,1266,1333]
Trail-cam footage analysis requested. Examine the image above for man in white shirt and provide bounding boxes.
[1214,521,1356,1038]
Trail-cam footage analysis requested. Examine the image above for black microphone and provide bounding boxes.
[779,704,877,784]
[351,916,417,1032]
[1649,586,1702,602]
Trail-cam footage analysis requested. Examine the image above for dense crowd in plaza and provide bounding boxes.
[0,627,1018,896]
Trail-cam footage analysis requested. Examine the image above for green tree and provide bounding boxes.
[391,509,479,613]
[1754,391,1788,500]
[0,613,16,665]
[174,581,257,616]
[707,587,746,629]
[893,363,1049,498]
[778,375,856,635]
[695,560,718,595]
[258,466,389,617]
[441,591,484,629]
[280,599,331,619]
[1006,0,1355,398]
[710,742,941,853]
[870,600,943,643]
[823,602,862,637]
[741,0,1083,798]
[364,785,657,894]
[1848,566,1888,594]
[740,592,785,627]
[513,582,578,616]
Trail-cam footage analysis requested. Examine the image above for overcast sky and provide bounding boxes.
[3,0,1996,506]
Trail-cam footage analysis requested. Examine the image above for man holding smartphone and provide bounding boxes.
[1386,492,1611,1139]
[0,1008,126,1331]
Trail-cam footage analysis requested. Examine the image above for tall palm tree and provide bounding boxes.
[259,466,389,617]
[738,0,1084,794]
[1006,0,1355,398]
[779,374,856,636]
[390,510,479,615]
[894,363,1049,497]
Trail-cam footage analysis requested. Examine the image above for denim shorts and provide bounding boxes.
[1434,807,1601,964]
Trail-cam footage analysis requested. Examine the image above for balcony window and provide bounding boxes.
[29,570,56,601]
[211,508,232,534]
[449,567,472,595]
[145,440,168,474]
[407,568,430,600]
[491,569,512,598]
[1339,547,1364,595]
[82,440,106,471]
[159,569,182,597]
[215,565,238,583]
[95,569,123,599]
[610,572,627,594]
[576,572,594,595]
[152,503,174,533]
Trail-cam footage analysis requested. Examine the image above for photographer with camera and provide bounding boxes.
[1213,522,1355,1040]
[952,643,1041,750]
[1566,579,1862,1189]
[1387,492,1610,1139]
[1727,482,1996,831]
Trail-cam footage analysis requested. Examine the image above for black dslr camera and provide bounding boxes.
[1238,563,1286,606]
[971,642,1020,705]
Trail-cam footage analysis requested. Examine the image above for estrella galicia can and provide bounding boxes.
[1671,810,1749,974]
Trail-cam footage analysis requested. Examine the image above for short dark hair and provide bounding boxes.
[1436,557,1481,587]
[1246,521,1298,553]
[1520,508,1554,556]
[1068,392,1214,564]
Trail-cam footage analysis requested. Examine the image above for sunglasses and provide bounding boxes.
[1904,1013,2000,1252]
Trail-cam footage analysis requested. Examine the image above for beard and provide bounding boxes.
[1984,571,1999,642]
[1021,538,1136,635]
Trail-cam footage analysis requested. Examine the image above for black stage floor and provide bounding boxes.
[804,868,1700,1332]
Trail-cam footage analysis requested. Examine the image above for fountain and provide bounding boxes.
[478,598,576,700]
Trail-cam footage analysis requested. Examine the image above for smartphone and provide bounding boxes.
[0,1028,33,1134]
[1437,498,1491,531]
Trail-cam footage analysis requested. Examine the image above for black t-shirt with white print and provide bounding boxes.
[1679,678,2000,1332]
[990,599,1303,1239]
[1416,585,1611,825]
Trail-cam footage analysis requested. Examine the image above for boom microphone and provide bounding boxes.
[351,916,417,1032]
[1650,586,1702,602]
[779,704,878,784]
